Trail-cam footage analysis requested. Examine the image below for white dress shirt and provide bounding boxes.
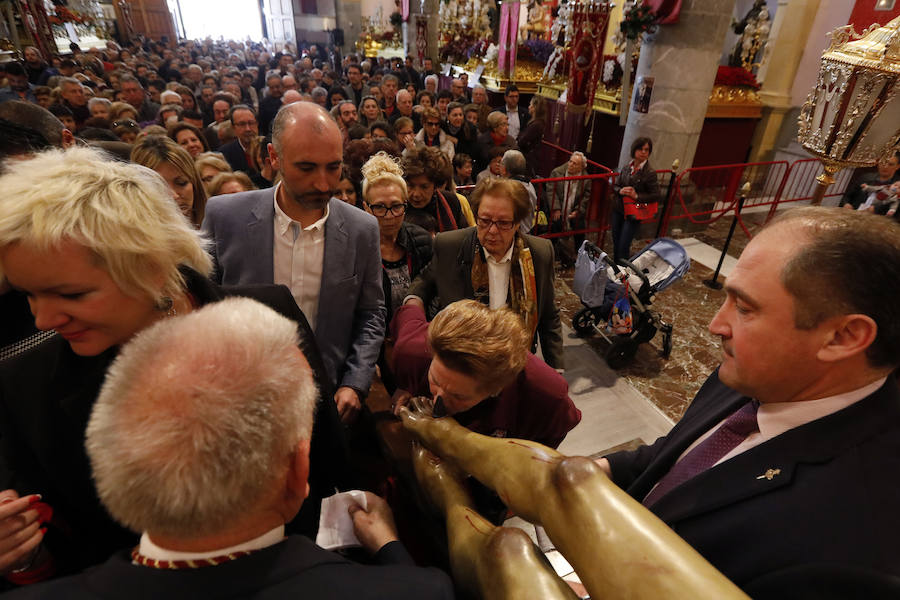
[273,184,328,331]
[680,376,889,469]
[138,525,285,563]
[486,242,514,309]
[506,107,521,139]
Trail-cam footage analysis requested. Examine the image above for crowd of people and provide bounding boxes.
[0,34,899,599]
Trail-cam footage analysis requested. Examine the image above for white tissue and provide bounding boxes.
[315,490,368,550]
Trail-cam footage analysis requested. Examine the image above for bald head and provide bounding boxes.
[282,89,303,105]
[271,101,340,155]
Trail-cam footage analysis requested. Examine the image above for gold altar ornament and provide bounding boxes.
[797,16,900,204]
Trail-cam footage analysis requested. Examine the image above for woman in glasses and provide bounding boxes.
[415,107,454,161]
[361,152,432,325]
[404,177,564,369]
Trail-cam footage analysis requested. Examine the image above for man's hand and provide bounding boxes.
[0,491,45,575]
[335,386,361,423]
[568,210,580,220]
[593,458,612,478]
[391,389,413,417]
[348,492,399,554]
[620,186,637,199]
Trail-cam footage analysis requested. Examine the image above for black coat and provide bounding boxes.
[2,537,454,600]
[606,371,900,595]
[0,269,350,580]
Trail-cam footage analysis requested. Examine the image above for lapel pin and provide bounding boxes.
[756,468,781,481]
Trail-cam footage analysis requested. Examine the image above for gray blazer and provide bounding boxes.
[201,189,386,394]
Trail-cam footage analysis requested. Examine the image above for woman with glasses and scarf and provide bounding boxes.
[414,107,454,161]
[404,178,564,370]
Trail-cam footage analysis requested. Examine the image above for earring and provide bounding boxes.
[155,296,177,317]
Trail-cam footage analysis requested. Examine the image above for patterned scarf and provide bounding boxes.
[470,233,539,340]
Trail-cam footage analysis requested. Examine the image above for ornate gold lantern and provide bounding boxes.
[797,16,900,204]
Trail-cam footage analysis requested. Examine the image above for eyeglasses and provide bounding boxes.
[425,121,441,127]
[476,216,515,231]
[369,203,407,217]
[112,120,139,130]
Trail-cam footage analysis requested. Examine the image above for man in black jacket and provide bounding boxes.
[3,299,453,599]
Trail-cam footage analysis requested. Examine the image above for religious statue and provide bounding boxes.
[728,0,770,70]
[400,405,751,600]
[521,0,547,41]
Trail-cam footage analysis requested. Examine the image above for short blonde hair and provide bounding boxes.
[469,177,532,223]
[109,101,137,122]
[487,111,508,132]
[361,151,407,202]
[428,300,529,393]
[131,135,208,226]
[208,171,256,197]
[86,298,317,537]
[0,146,211,304]
[194,152,232,176]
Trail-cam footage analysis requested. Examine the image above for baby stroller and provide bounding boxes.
[571,238,690,368]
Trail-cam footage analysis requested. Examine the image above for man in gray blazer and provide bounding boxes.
[202,102,385,423]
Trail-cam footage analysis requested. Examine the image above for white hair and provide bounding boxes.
[159,90,181,103]
[0,146,211,303]
[86,297,317,537]
[424,74,438,87]
[88,97,111,110]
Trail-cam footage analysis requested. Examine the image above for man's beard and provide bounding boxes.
[285,187,333,211]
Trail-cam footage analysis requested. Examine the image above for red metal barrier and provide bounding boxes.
[776,158,853,206]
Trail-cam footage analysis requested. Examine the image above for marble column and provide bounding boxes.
[748,0,821,161]
[618,0,738,171]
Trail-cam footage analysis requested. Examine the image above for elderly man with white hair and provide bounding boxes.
[3,298,453,599]
[546,151,592,262]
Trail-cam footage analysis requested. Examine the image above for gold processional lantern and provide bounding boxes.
[797,15,900,204]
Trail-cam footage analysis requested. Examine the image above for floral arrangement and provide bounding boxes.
[601,54,624,87]
[714,65,760,89]
[49,6,94,25]
[619,1,657,41]
[521,39,554,65]
[466,39,491,60]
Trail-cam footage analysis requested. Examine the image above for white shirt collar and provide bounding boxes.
[138,525,285,563]
[273,182,330,235]
[485,240,515,265]
[757,376,888,442]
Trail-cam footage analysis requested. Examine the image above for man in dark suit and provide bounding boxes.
[217,104,259,175]
[545,152,592,261]
[3,299,453,599]
[406,178,564,370]
[595,207,900,596]
[202,102,385,423]
[494,84,529,139]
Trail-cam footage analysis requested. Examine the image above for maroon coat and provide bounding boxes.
[390,304,580,448]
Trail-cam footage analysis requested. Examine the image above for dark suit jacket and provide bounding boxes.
[407,227,564,369]
[546,163,593,216]
[218,139,252,174]
[201,190,386,395]
[0,272,350,578]
[3,537,454,600]
[606,371,900,595]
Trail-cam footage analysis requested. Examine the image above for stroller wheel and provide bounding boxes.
[572,307,599,336]
[606,337,639,369]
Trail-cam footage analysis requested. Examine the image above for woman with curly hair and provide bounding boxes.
[361,152,432,324]
[401,145,467,233]
[131,136,207,227]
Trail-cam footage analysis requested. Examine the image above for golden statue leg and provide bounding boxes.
[402,410,750,600]
[412,444,578,600]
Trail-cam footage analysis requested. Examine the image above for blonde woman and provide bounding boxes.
[207,171,257,196]
[361,152,432,324]
[0,146,332,579]
[193,152,233,194]
[131,135,207,227]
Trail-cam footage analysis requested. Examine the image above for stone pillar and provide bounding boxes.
[747,0,820,161]
[618,0,738,171]
[335,0,362,54]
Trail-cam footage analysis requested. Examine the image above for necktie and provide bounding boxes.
[643,400,759,508]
